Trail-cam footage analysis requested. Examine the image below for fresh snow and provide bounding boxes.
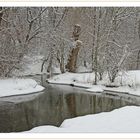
[76,65,91,73]
[103,86,140,96]
[0,78,44,97]
[13,55,61,76]
[48,70,140,96]
[86,85,104,93]
[48,72,95,85]
[12,55,44,76]
[25,106,140,133]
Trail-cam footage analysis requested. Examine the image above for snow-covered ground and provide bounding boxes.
[76,65,92,73]
[12,55,44,76]
[12,55,61,76]
[0,78,44,97]
[12,54,92,76]
[48,70,140,96]
[48,72,95,86]
[25,106,140,133]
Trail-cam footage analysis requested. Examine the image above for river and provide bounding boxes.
[0,74,139,132]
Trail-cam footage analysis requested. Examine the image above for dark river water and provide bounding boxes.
[0,74,140,132]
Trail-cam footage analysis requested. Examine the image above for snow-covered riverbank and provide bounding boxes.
[0,78,44,97]
[25,106,140,133]
[48,71,140,96]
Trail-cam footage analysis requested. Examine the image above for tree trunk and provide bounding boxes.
[136,50,140,69]
[0,7,3,26]
[47,48,53,77]
[60,53,65,73]
[66,40,82,72]
[65,24,82,72]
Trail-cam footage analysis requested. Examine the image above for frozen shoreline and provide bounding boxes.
[48,71,140,96]
[25,106,140,133]
[0,78,44,98]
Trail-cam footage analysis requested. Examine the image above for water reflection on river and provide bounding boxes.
[0,74,139,132]
[36,83,137,127]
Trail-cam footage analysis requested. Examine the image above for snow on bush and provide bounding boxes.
[47,70,140,95]
[106,70,140,88]
[48,70,140,87]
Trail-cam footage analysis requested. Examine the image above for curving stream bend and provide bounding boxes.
[0,74,139,132]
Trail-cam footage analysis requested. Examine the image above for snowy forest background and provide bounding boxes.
[1,7,140,84]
